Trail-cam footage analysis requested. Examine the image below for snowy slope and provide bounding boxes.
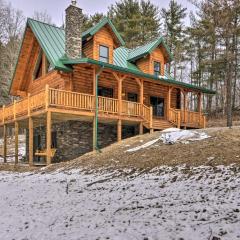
[0,166,240,240]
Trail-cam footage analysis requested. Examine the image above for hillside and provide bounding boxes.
[43,126,240,173]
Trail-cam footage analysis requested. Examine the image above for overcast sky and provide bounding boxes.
[8,0,195,26]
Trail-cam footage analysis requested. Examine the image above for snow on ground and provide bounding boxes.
[0,165,240,240]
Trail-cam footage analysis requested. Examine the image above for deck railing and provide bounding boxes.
[169,108,181,128]
[122,100,142,117]
[49,88,95,111]
[98,96,119,114]
[0,86,206,129]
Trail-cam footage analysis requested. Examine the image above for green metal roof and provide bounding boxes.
[27,18,71,71]
[82,17,125,46]
[128,37,173,63]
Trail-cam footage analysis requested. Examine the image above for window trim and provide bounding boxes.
[99,45,110,63]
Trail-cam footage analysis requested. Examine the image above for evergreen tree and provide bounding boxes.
[108,0,160,48]
[161,0,187,78]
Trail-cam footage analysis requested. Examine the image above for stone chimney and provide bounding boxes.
[65,0,83,59]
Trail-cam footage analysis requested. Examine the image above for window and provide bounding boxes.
[154,61,161,77]
[98,87,113,98]
[99,45,109,63]
[33,51,43,80]
[127,93,138,102]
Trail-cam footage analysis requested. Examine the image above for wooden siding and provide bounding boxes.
[93,26,115,64]
[83,38,94,58]
[150,47,165,75]
[136,56,150,74]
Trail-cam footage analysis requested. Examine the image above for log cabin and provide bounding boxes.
[0,1,215,166]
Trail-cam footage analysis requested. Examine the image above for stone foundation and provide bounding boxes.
[26,120,139,163]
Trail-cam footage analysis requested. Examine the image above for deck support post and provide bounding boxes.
[29,117,33,166]
[139,122,143,135]
[46,111,52,165]
[117,119,122,142]
[3,125,7,163]
[15,121,19,165]
[93,117,96,151]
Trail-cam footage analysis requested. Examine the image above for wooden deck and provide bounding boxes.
[0,86,206,129]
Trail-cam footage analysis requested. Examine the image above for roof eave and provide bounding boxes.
[61,58,216,94]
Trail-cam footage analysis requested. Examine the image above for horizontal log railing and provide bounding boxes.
[0,86,205,129]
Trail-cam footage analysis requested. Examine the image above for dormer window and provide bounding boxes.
[154,61,161,77]
[99,45,109,63]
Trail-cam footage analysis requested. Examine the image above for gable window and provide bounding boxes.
[154,61,161,77]
[33,51,43,80]
[99,45,109,63]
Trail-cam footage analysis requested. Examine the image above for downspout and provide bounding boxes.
[95,65,104,151]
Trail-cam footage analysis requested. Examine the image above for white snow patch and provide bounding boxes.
[161,130,210,145]
[126,138,160,152]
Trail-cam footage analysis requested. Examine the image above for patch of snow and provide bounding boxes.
[161,130,210,145]
[126,138,160,152]
[0,165,239,240]
[161,127,181,133]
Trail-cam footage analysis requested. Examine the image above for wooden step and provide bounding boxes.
[152,119,174,130]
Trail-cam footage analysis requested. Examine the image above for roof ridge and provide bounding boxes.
[130,37,162,51]
[27,18,64,30]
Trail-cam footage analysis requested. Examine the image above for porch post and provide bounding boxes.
[167,86,173,120]
[183,91,188,129]
[3,124,7,163]
[29,117,33,166]
[46,111,52,165]
[139,79,144,134]
[15,121,19,165]
[117,77,122,142]
[198,92,202,127]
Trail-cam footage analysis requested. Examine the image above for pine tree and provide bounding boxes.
[161,0,187,78]
[108,0,160,48]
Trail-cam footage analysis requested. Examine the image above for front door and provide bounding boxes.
[150,96,165,117]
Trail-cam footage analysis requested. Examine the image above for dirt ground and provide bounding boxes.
[1,126,240,173]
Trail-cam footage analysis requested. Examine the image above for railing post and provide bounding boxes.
[177,111,181,129]
[203,115,206,128]
[45,84,49,110]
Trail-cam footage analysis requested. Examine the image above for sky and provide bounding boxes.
[8,0,196,26]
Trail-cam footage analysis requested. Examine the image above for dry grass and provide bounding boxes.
[45,126,240,173]
[1,126,240,173]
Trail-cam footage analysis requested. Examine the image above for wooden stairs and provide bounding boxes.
[143,118,175,130]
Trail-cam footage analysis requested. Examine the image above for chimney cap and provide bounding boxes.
[71,0,77,6]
